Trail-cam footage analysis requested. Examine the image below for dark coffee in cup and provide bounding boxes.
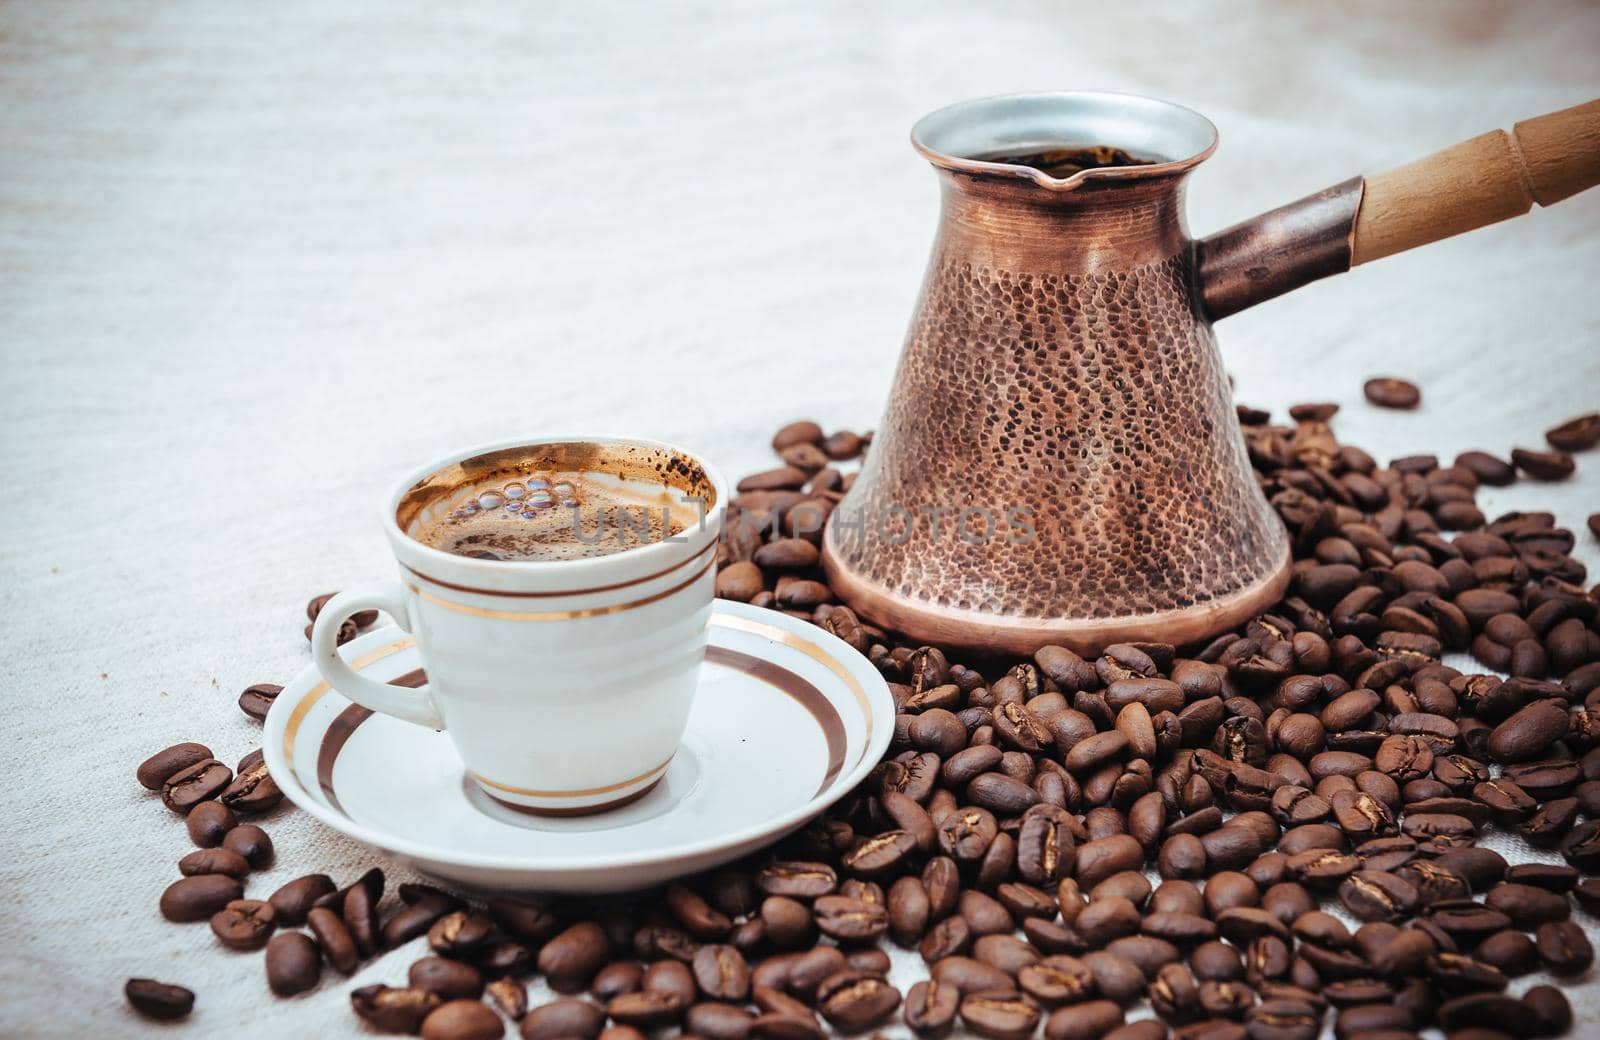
[400,441,715,562]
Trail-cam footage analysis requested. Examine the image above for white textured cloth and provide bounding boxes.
[1,2,1597,1036]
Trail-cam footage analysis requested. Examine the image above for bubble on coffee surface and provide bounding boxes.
[420,469,699,562]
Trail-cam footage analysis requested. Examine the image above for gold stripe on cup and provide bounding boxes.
[406,556,715,622]
[399,541,717,599]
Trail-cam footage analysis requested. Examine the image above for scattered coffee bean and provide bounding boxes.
[160,874,244,922]
[1545,412,1600,452]
[160,758,232,813]
[1363,377,1421,409]
[137,742,213,791]
[125,978,194,1020]
[237,683,284,721]
[185,800,237,847]
[420,998,503,1040]
[265,932,322,996]
[351,985,443,1032]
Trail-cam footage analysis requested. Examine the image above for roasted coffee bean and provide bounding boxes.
[814,895,888,942]
[608,989,689,1028]
[521,997,607,1040]
[381,992,470,1040]
[818,971,901,1032]
[340,881,380,958]
[221,823,274,869]
[238,683,284,721]
[759,861,837,898]
[1426,950,1507,994]
[125,977,195,1020]
[218,760,282,814]
[210,898,276,951]
[160,874,243,923]
[1363,377,1420,410]
[930,955,1012,995]
[591,960,644,1000]
[644,958,699,1003]
[782,947,846,1001]
[1523,983,1573,1036]
[1075,834,1141,887]
[683,1001,754,1040]
[160,758,232,813]
[138,742,213,791]
[759,896,814,950]
[1485,700,1570,763]
[409,956,484,1000]
[904,979,960,1035]
[921,916,973,963]
[386,892,461,948]
[1018,807,1078,883]
[1503,862,1578,892]
[972,933,1042,976]
[957,991,1042,1040]
[486,889,563,940]
[265,932,322,996]
[179,847,251,879]
[1512,447,1576,480]
[1337,871,1418,922]
[1244,997,1320,1039]
[664,884,733,940]
[1544,411,1600,451]
[939,806,999,861]
[1534,919,1593,974]
[184,800,237,847]
[843,829,918,877]
[748,1011,825,1040]
[268,874,335,926]
[693,944,752,1001]
[1043,999,1123,1040]
[351,984,443,1032]
[425,910,492,957]
[1191,940,1245,982]
[301,906,357,973]
[1475,929,1539,976]
[1483,882,1569,928]
[539,921,610,992]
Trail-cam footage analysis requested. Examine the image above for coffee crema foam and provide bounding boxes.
[414,470,702,562]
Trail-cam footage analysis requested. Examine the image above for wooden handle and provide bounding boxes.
[1352,98,1600,265]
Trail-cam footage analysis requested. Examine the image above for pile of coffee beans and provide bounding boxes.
[129,404,1600,1040]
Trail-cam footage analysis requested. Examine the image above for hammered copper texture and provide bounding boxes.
[827,170,1289,639]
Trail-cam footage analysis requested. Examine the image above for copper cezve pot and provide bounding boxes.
[823,92,1600,656]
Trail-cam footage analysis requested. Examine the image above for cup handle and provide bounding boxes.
[310,583,444,729]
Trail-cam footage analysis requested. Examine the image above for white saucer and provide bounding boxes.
[263,600,893,893]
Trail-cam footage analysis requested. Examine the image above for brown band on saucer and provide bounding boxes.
[706,645,847,792]
[315,667,426,814]
[399,540,717,599]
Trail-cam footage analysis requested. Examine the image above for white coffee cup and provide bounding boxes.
[309,435,727,815]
